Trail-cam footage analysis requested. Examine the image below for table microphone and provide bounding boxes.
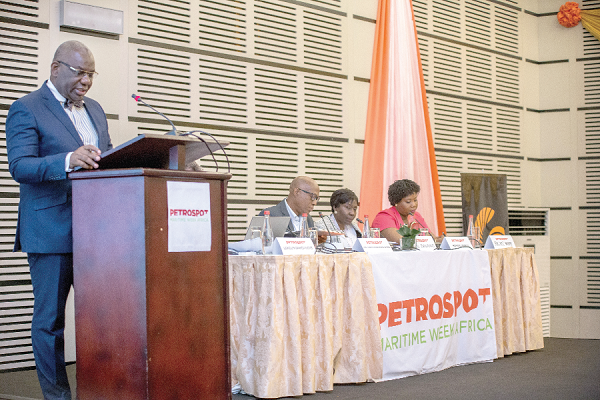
[132,94,178,136]
[318,212,334,244]
[356,217,364,224]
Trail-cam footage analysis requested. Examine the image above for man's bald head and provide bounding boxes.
[287,176,319,216]
[290,176,318,193]
[52,40,94,64]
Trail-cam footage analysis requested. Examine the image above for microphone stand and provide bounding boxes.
[356,218,364,237]
[318,212,334,244]
[318,212,337,253]
[131,94,177,136]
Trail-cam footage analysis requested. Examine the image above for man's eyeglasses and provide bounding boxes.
[57,61,98,80]
[298,188,320,201]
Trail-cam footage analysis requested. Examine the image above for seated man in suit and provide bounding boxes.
[259,176,319,235]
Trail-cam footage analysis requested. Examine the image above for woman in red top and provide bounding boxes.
[372,179,432,244]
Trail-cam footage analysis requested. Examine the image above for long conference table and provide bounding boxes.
[229,247,544,398]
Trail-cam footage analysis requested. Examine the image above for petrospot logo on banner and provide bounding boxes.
[169,208,209,218]
[378,287,493,349]
[369,251,498,381]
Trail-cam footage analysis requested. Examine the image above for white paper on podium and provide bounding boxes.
[484,235,515,249]
[167,181,211,252]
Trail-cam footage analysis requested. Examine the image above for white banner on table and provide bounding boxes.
[369,251,497,381]
[167,181,211,252]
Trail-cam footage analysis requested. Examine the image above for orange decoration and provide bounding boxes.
[557,2,582,28]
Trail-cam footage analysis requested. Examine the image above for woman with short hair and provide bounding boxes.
[315,188,361,247]
[372,179,432,244]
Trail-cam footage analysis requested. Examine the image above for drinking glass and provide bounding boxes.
[308,228,318,251]
[472,226,481,249]
[250,227,263,254]
[370,228,380,238]
[419,228,429,236]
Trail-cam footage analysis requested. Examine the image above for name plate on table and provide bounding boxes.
[272,237,315,255]
[484,235,515,249]
[415,236,436,251]
[440,236,473,250]
[352,238,393,253]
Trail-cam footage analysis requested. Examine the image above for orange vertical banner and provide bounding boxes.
[360,0,445,235]
[359,0,391,222]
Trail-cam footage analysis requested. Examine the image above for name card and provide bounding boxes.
[272,238,315,255]
[352,238,393,253]
[440,236,473,250]
[484,235,516,249]
[415,236,437,251]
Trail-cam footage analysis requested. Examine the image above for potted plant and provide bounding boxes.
[397,223,420,250]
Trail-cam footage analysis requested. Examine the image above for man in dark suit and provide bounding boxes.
[259,176,320,233]
[6,40,112,399]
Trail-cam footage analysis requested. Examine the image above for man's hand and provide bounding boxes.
[318,233,328,244]
[70,145,102,170]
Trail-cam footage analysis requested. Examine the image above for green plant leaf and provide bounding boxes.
[397,224,420,237]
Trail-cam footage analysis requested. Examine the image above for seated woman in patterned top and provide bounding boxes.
[315,188,361,248]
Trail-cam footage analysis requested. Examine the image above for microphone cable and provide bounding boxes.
[180,131,218,172]
[182,129,231,174]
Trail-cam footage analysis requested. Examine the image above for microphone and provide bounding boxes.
[132,94,177,136]
[356,217,364,225]
[318,212,334,244]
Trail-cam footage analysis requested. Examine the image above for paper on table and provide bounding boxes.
[228,238,262,253]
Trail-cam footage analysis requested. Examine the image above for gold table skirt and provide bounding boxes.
[486,247,544,357]
[229,253,383,398]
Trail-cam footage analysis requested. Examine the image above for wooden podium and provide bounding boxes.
[69,135,232,399]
